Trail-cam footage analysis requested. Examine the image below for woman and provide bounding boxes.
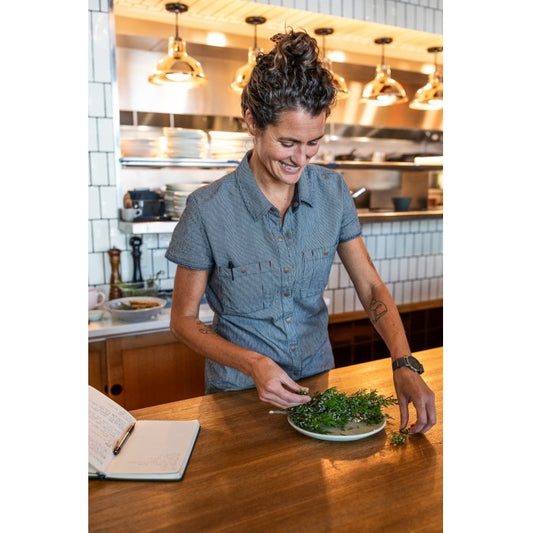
[166,30,435,434]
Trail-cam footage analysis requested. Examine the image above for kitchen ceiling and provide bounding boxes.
[113,0,443,72]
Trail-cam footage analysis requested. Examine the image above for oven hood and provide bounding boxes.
[116,36,442,134]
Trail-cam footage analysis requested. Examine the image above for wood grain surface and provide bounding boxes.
[89,347,443,533]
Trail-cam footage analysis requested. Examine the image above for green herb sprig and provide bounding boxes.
[389,427,409,445]
[287,386,397,434]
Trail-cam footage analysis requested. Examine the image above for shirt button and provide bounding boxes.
[290,346,296,352]
[285,231,291,238]
[323,250,329,255]
[277,235,283,241]
[241,267,247,273]
[284,291,290,297]
[293,201,299,208]
[286,317,292,323]
[283,267,290,274]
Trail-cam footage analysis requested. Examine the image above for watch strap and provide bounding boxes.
[392,355,424,374]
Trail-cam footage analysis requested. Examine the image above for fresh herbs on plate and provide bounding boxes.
[287,386,397,434]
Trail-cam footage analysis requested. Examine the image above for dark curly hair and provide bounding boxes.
[241,30,337,130]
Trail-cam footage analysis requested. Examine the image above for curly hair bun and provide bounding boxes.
[241,30,337,129]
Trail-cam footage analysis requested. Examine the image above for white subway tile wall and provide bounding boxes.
[323,218,443,314]
[88,0,443,312]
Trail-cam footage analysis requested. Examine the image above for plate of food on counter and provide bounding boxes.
[285,386,396,442]
[104,296,167,322]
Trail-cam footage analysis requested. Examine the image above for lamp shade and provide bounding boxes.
[409,46,443,110]
[230,16,266,94]
[148,3,207,88]
[148,37,207,87]
[230,47,260,92]
[314,27,349,100]
[360,64,408,106]
[360,37,407,106]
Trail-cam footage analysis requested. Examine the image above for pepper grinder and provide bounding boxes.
[130,236,143,282]
[108,248,123,300]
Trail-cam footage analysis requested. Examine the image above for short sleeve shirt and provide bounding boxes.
[165,153,362,393]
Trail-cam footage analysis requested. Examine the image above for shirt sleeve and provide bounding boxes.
[165,193,214,270]
[337,174,362,243]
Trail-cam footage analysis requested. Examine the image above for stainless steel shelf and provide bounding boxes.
[318,161,443,171]
[120,157,240,168]
[120,157,442,171]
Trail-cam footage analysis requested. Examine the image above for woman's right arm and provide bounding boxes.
[169,266,309,408]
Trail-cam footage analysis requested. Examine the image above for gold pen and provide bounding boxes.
[113,422,135,455]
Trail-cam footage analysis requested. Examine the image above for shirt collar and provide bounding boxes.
[236,152,316,221]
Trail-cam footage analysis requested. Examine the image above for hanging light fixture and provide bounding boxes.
[360,37,407,106]
[148,3,207,87]
[314,28,349,99]
[409,46,443,110]
[230,16,266,93]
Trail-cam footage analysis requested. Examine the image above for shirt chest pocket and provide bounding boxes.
[300,246,336,297]
[215,261,275,314]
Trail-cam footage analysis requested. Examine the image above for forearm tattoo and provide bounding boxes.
[369,297,388,323]
[196,319,211,335]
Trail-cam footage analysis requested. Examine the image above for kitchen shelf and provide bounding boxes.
[318,161,443,171]
[118,220,177,234]
[120,157,442,171]
[118,208,442,235]
[118,156,442,235]
[120,157,240,168]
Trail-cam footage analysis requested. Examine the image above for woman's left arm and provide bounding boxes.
[337,236,436,434]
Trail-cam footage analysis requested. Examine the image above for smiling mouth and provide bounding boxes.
[280,161,301,172]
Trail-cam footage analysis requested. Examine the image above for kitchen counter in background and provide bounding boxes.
[89,300,333,342]
[88,303,214,341]
[118,208,443,234]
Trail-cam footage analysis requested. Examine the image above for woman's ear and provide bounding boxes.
[243,109,257,136]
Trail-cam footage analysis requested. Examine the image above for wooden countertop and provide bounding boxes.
[89,347,443,532]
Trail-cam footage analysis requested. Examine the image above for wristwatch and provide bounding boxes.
[392,355,424,374]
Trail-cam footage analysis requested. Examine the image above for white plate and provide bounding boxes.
[104,296,166,322]
[287,416,386,442]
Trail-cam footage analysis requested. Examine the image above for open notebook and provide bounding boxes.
[89,386,200,480]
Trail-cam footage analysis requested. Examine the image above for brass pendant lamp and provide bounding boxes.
[360,37,407,106]
[314,28,349,99]
[409,46,443,110]
[230,16,267,93]
[148,3,207,87]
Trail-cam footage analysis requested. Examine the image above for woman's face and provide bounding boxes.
[245,108,326,187]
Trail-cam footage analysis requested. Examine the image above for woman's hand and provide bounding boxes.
[392,369,436,434]
[249,356,310,409]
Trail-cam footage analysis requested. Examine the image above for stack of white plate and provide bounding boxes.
[120,138,162,158]
[163,128,208,159]
[164,183,202,219]
[209,131,252,160]
[120,126,164,158]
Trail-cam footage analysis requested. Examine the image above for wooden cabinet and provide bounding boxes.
[88,341,107,393]
[89,331,205,411]
[328,300,443,368]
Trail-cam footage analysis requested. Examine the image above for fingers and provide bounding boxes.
[258,377,310,409]
[409,394,437,434]
[393,371,437,435]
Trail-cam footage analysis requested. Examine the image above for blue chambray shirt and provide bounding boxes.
[165,153,362,393]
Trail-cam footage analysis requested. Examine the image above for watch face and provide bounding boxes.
[407,356,424,373]
[407,356,421,369]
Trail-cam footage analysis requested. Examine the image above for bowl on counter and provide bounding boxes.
[104,296,167,322]
[392,197,412,212]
